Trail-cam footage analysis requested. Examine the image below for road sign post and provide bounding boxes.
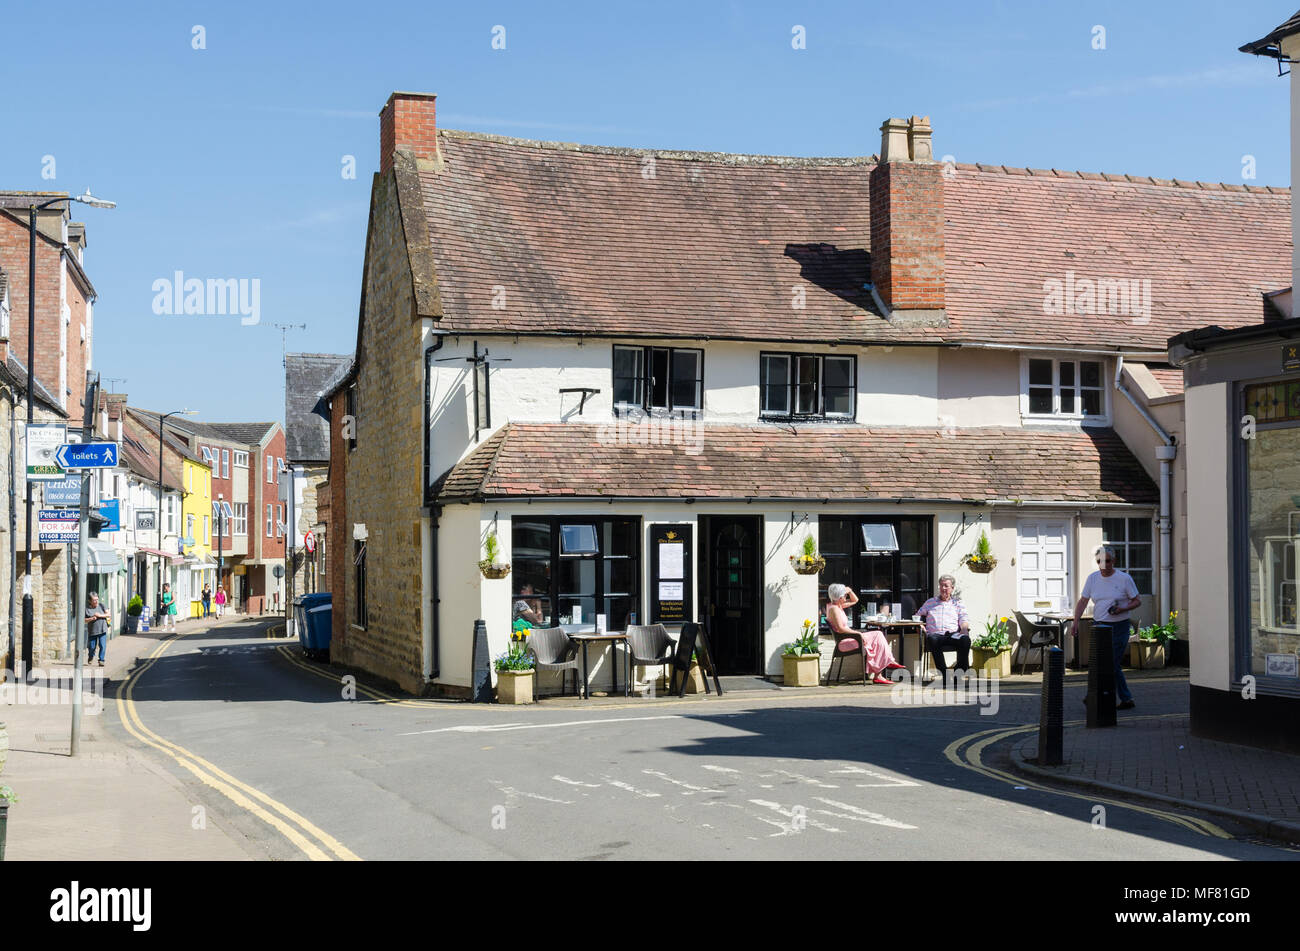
[71,372,99,757]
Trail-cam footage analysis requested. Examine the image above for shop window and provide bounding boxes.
[819,516,932,631]
[512,517,640,631]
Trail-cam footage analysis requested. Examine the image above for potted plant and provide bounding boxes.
[972,616,1013,676]
[494,632,535,704]
[789,535,826,576]
[782,619,822,687]
[125,595,144,634]
[1132,611,1178,670]
[964,531,997,573]
[478,532,511,580]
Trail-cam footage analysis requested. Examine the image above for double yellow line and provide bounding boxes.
[115,629,361,860]
[945,717,1229,838]
[269,628,437,709]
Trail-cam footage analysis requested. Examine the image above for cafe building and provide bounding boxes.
[321,92,1288,697]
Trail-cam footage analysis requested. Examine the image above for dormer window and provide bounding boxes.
[612,345,702,417]
[1021,356,1107,423]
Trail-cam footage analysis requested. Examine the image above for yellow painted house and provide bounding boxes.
[180,455,217,617]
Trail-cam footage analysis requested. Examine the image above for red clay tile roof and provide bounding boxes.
[1147,367,1184,397]
[418,130,1290,352]
[433,422,1157,505]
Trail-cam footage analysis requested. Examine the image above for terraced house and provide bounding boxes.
[322,91,1289,697]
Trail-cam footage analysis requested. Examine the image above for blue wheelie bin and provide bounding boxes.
[295,592,333,660]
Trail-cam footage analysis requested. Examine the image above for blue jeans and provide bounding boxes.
[86,633,106,663]
[1095,620,1133,703]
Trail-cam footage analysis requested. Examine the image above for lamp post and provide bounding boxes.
[216,492,224,611]
[156,409,194,614]
[17,191,114,678]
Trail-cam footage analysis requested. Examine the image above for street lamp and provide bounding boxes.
[156,409,195,615]
[16,190,114,677]
[216,492,225,612]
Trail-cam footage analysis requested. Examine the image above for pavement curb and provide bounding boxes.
[1008,743,1300,847]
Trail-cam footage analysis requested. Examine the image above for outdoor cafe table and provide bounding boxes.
[567,632,631,699]
[862,618,925,668]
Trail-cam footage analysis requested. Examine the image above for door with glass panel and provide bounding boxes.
[703,515,761,675]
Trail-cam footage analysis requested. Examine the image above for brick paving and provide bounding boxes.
[1014,712,1300,825]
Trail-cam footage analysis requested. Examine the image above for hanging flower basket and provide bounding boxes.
[964,554,997,574]
[789,555,826,576]
[478,561,512,580]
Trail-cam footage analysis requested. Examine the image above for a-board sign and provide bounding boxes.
[649,523,692,625]
[672,621,723,697]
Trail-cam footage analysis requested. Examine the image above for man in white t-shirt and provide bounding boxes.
[1071,545,1142,709]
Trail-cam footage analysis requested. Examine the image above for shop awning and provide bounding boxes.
[136,547,185,564]
[77,539,122,575]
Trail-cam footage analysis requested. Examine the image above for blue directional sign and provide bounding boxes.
[54,442,119,469]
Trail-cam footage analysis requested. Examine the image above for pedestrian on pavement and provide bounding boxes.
[1072,545,1142,710]
[202,584,212,618]
[161,582,177,631]
[917,574,971,681]
[85,592,111,667]
[215,585,227,618]
[825,583,905,684]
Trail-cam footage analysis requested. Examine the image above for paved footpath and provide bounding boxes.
[1,615,269,861]
[1010,691,1300,845]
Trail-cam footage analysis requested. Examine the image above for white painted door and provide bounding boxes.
[1016,520,1071,613]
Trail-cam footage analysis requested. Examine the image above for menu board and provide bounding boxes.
[649,524,692,625]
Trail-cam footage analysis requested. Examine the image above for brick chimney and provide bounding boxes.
[379,92,438,174]
[869,115,947,328]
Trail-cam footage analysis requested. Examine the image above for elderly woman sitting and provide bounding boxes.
[825,583,906,684]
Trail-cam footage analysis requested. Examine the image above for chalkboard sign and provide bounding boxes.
[649,524,692,625]
[672,621,723,697]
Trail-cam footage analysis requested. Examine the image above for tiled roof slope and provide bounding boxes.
[418,131,1290,352]
[286,353,349,463]
[433,422,1157,505]
[1147,367,1184,397]
[208,422,277,444]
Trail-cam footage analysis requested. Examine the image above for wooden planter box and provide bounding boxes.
[496,669,534,704]
[972,647,1011,677]
[783,653,821,687]
[1130,640,1167,670]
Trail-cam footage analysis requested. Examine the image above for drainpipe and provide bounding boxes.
[6,383,16,674]
[423,333,446,684]
[1113,356,1175,622]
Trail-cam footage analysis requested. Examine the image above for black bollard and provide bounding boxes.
[471,619,492,703]
[1038,647,1065,765]
[1086,622,1117,728]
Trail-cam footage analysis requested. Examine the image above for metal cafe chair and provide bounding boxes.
[527,626,582,697]
[1013,611,1060,675]
[625,624,676,694]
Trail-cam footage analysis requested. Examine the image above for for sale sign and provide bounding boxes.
[38,509,79,543]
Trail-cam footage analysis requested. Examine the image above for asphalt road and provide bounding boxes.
[107,618,1300,861]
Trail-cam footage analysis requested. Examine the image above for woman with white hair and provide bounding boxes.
[825,583,905,684]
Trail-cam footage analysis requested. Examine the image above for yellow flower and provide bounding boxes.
[804,618,812,626]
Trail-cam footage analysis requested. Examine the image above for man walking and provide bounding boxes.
[917,574,971,682]
[85,592,111,668]
[1072,545,1142,710]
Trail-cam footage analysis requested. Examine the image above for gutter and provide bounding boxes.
[1113,356,1176,623]
[440,495,1149,507]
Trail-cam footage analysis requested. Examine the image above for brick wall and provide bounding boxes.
[869,161,945,312]
[0,213,66,413]
[335,166,428,693]
[379,93,437,174]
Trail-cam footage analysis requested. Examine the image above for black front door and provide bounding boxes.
[702,515,762,675]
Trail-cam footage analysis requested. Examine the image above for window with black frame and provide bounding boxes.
[512,517,641,631]
[760,352,855,420]
[612,346,702,417]
[353,540,367,627]
[817,516,932,631]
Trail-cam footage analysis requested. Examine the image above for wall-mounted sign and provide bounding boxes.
[26,423,67,481]
[1284,343,1300,372]
[98,499,121,532]
[136,509,157,532]
[649,523,692,625]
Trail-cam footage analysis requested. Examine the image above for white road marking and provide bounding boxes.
[811,797,916,829]
[749,799,842,834]
[768,768,839,788]
[704,800,792,836]
[829,765,921,788]
[701,765,740,773]
[553,775,601,788]
[491,782,574,805]
[603,777,662,799]
[642,769,715,793]
[399,715,684,736]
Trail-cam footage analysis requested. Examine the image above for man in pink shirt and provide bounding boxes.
[917,574,970,681]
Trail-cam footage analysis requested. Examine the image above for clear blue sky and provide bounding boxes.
[0,0,1292,421]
